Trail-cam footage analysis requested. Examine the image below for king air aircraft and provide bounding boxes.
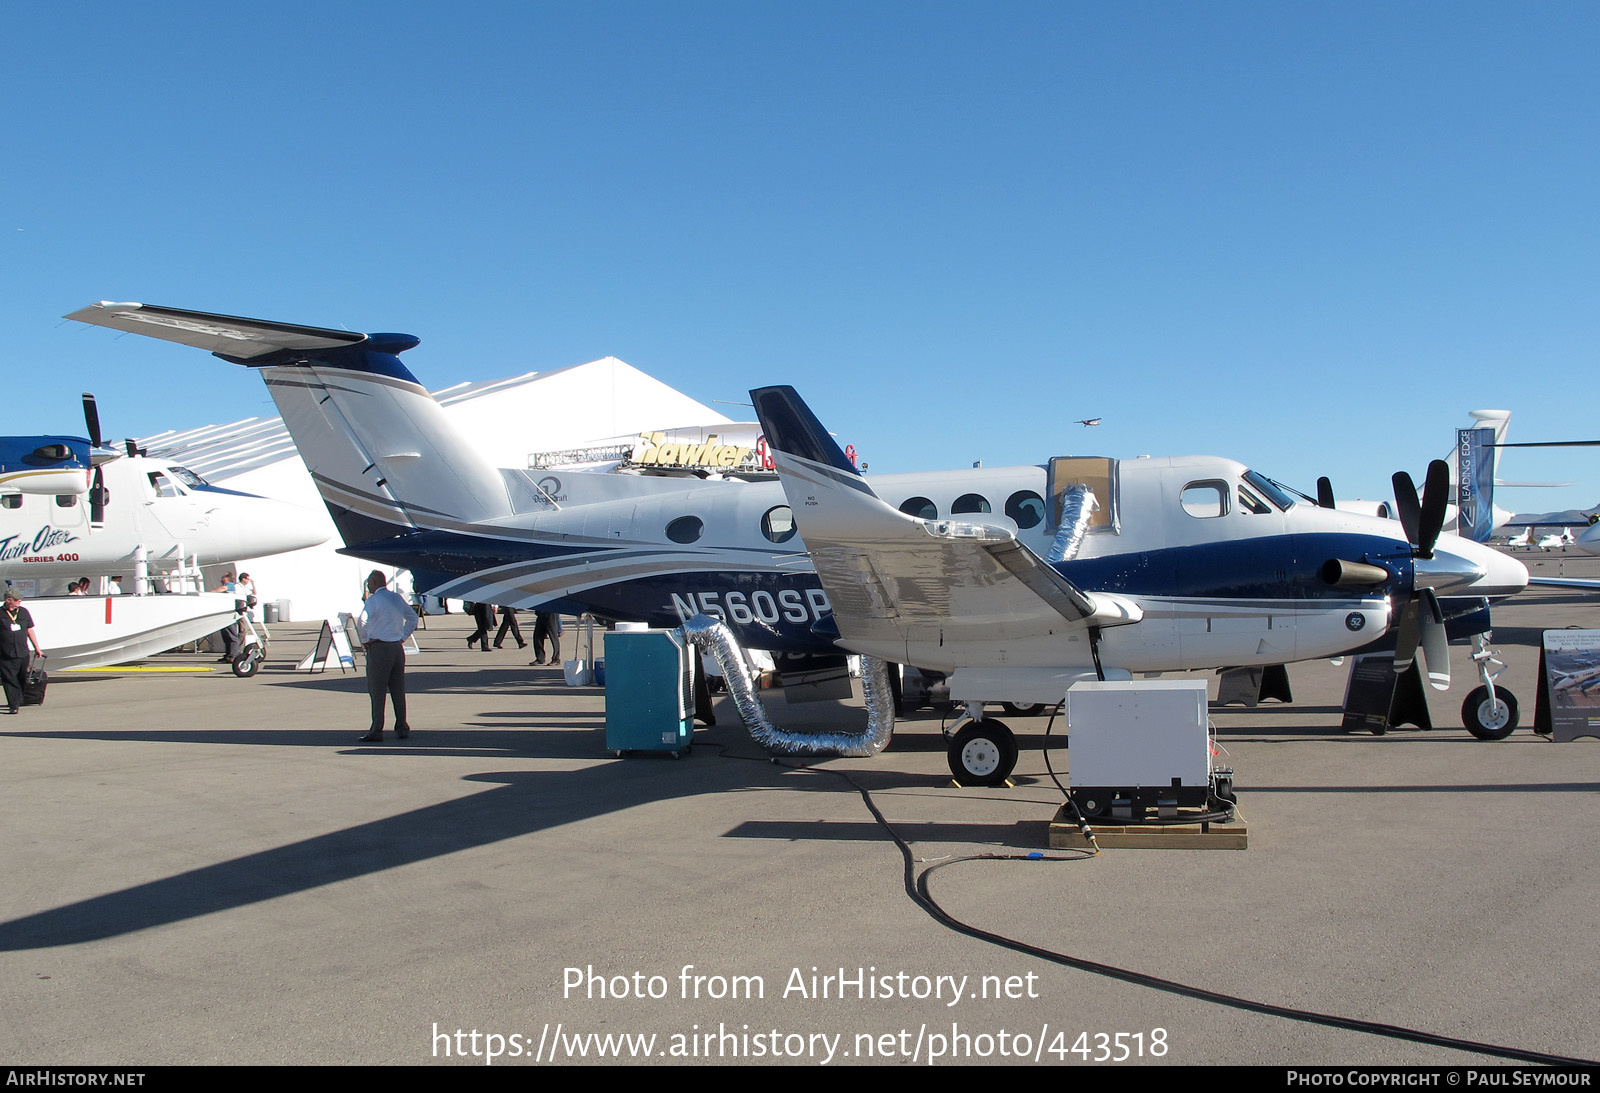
[750,386,1533,777]
[0,395,328,669]
[68,303,1528,773]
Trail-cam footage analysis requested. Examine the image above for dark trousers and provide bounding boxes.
[533,613,561,663]
[366,640,408,734]
[467,603,494,649]
[0,656,24,711]
[494,607,524,647]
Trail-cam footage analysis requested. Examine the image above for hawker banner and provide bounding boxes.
[1456,427,1496,543]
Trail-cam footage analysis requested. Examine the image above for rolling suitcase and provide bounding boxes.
[22,657,46,706]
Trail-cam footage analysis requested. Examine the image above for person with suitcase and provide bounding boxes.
[1,589,45,714]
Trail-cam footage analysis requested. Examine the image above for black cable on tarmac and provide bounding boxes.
[806,760,1595,1068]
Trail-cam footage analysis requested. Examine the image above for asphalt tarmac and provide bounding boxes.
[3,551,1598,1067]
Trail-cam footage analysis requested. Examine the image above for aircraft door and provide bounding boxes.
[1046,457,1118,536]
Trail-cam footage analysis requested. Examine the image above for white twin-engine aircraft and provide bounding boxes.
[749,385,1530,775]
[66,303,1527,773]
[0,398,328,669]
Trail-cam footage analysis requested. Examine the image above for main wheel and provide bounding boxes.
[1462,686,1518,740]
[947,720,1018,786]
[1000,702,1044,717]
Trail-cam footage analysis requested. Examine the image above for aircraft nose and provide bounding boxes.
[1465,541,1528,598]
[1413,539,1527,599]
[227,496,331,557]
[1578,523,1600,557]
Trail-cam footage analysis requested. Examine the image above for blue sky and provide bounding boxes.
[6,2,1597,511]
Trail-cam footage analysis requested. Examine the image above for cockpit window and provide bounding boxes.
[147,471,182,498]
[1237,485,1271,515]
[1241,469,1294,511]
[1180,482,1229,519]
[169,466,209,489]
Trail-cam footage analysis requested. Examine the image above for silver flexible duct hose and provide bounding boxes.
[678,614,894,757]
[1045,485,1098,563]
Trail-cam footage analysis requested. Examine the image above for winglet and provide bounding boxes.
[750,386,860,477]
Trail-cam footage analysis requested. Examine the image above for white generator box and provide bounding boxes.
[1065,679,1212,816]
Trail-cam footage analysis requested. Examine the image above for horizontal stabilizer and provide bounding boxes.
[64,302,368,361]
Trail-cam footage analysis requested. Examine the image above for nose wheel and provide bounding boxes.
[232,643,263,678]
[1462,685,1519,741]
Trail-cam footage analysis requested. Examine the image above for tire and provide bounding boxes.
[947,720,1018,786]
[232,649,261,678]
[1000,702,1044,717]
[1462,686,1519,741]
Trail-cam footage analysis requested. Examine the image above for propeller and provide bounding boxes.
[1388,459,1457,689]
[82,392,109,523]
[81,393,103,449]
[1391,458,1450,560]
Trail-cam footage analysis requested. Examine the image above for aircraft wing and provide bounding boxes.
[749,386,1139,661]
[64,302,367,361]
[1529,576,1600,591]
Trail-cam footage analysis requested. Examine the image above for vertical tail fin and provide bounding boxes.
[65,303,515,545]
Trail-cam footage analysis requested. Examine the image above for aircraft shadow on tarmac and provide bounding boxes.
[0,727,880,953]
[0,684,1049,952]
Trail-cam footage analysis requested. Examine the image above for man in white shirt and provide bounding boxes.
[355,570,420,743]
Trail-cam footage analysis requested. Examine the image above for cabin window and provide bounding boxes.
[0,495,20,509]
[55,494,77,508]
[951,493,991,514]
[1004,490,1045,529]
[666,515,704,544]
[1181,482,1229,519]
[760,505,797,544]
[169,465,209,488]
[899,496,937,520]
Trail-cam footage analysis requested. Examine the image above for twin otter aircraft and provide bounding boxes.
[68,302,1527,773]
[0,397,327,669]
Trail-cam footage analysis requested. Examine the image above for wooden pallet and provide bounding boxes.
[1049,804,1248,850]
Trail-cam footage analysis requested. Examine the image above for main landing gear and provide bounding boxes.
[945,703,1019,786]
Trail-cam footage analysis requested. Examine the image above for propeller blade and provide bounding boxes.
[1416,459,1450,559]
[89,466,106,524]
[1316,476,1336,509]
[1391,598,1421,673]
[1392,470,1421,548]
[81,393,103,450]
[1416,589,1449,690]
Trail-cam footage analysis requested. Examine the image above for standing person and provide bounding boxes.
[68,578,89,596]
[237,572,259,620]
[466,600,495,652]
[210,572,243,662]
[530,611,562,666]
[355,570,418,743]
[493,605,526,649]
[1,589,45,714]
